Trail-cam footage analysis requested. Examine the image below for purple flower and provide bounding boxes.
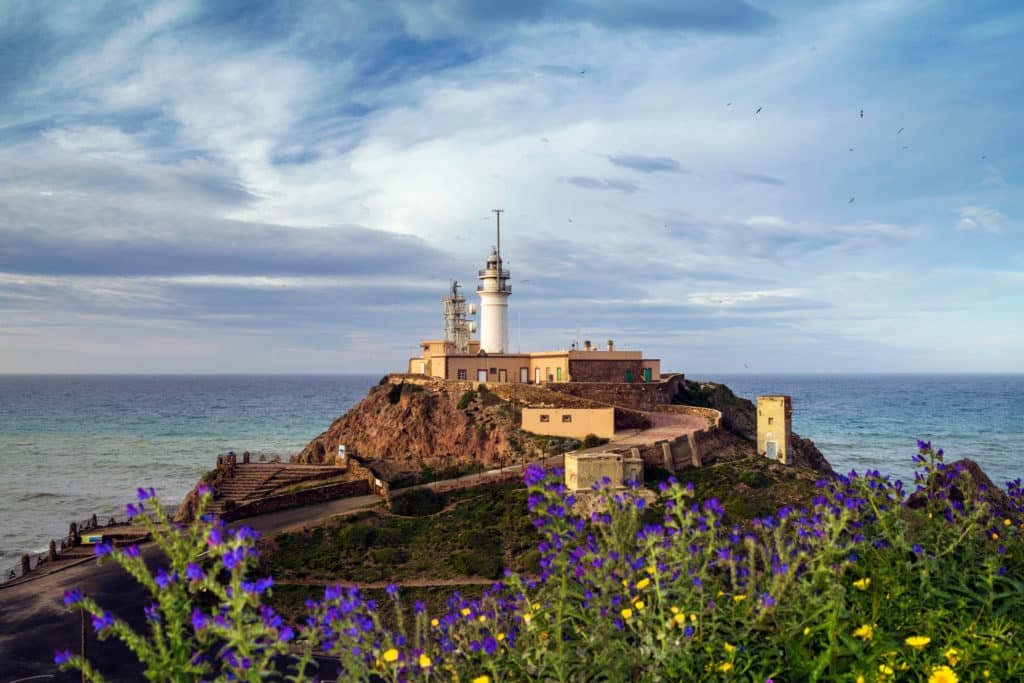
[386,583,399,598]
[53,648,74,665]
[122,545,140,558]
[63,588,83,606]
[191,608,210,631]
[137,487,156,501]
[222,547,245,571]
[91,611,115,632]
[524,463,547,487]
[144,603,161,623]
[94,542,113,557]
[186,563,206,581]
[279,625,295,642]
[197,484,212,496]
[684,625,694,638]
[155,567,177,589]
[125,502,144,518]
[206,528,223,547]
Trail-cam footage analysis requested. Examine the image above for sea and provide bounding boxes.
[1,373,1022,572]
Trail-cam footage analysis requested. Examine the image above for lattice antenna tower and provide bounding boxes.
[442,280,476,353]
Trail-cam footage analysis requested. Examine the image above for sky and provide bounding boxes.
[0,0,1021,374]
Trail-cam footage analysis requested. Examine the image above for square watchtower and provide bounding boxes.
[757,395,793,465]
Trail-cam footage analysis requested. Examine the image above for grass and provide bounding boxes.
[260,481,541,585]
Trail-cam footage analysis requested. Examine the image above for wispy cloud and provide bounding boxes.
[566,176,638,193]
[957,205,1007,233]
[608,154,686,174]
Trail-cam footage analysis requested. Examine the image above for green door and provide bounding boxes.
[625,369,633,383]
[644,368,652,383]
[556,367,562,381]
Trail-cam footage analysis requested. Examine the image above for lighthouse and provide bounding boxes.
[477,209,511,354]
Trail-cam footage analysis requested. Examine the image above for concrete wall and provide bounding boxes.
[568,358,643,383]
[757,395,792,465]
[565,452,624,491]
[521,407,615,439]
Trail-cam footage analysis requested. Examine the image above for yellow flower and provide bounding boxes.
[674,613,687,625]
[461,608,471,617]
[478,615,487,623]
[879,663,894,675]
[382,648,399,663]
[532,602,540,610]
[1004,518,1012,526]
[635,600,645,611]
[472,676,491,683]
[733,594,747,603]
[723,642,737,654]
[496,632,505,641]
[690,613,698,623]
[944,647,960,666]
[430,618,439,627]
[853,577,871,591]
[803,626,811,636]
[853,624,874,641]
[419,653,432,668]
[717,662,734,673]
[905,635,931,649]
[856,676,866,683]
[646,565,656,575]
[621,608,633,620]
[636,577,651,590]
[992,532,999,540]
[929,665,959,683]
[716,590,725,598]
[670,605,680,614]
[522,613,532,624]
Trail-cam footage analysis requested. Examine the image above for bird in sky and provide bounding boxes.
[849,147,854,152]
[755,106,762,114]
[897,127,904,135]
[981,154,987,159]
[902,145,910,150]
[726,102,732,107]
[849,197,856,203]
[859,109,864,118]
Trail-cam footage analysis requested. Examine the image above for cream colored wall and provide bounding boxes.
[757,395,792,465]
[444,355,531,382]
[565,452,625,491]
[528,354,569,383]
[521,407,615,439]
[642,359,661,381]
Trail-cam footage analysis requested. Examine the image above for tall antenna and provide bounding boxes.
[492,208,504,261]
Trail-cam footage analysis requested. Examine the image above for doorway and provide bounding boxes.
[498,369,508,383]
[766,441,778,460]
[477,369,487,382]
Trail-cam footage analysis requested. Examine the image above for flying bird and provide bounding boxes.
[726,102,732,107]
[755,106,762,114]
[848,147,854,152]
[902,145,909,150]
[897,127,904,135]
[981,154,987,159]
[848,197,856,204]
[859,109,864,118]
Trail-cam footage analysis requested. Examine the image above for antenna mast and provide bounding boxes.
[492,208,504,262]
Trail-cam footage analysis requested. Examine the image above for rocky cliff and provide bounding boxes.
[294,379,530,472]
[673,379,834,476]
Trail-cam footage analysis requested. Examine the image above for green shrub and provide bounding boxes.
[389,489,443,516]
[457,389,478,409]
[451,549,504,579]
[582,433,609,448]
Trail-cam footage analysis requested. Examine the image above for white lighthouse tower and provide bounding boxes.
[478,209,511,354]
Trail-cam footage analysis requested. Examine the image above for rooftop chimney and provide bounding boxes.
[583,340,592,351]
[607,339,614,351]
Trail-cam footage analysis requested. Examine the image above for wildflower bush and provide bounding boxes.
[58,442,1024,681]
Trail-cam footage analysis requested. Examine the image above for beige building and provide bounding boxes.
[757,395,793,465]
[408,338,661,385]
[564,451,644,491]
[521,407,615,439]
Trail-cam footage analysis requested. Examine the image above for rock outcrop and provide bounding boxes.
[295,379,525,471]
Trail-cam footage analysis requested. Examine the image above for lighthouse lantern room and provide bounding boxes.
[477,209,511,354]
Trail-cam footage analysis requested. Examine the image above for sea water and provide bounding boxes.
[1,373,1021,571]
[0,375,378,571]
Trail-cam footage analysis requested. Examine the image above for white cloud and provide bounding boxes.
[957,205,1008,233]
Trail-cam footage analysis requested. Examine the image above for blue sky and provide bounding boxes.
[0,0,1021,374]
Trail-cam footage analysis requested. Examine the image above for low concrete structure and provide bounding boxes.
[757,395,793,465]
[564,451,643,492]
[521,407,615,439]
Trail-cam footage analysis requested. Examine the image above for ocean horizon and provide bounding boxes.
[2,372,1022,572]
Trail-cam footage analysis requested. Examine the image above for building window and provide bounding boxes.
[489,367,497,375]
[539,414,550,422]
[562,414,572,423]
[768,417,774,425]
[457,369,467,380]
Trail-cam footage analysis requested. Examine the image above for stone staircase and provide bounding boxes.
[207,464,345,518]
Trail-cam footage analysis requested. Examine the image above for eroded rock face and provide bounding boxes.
[294,380,520,470]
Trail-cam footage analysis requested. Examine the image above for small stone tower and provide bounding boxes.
[757,395,792,465]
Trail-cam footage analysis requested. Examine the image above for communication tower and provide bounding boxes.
[442,280,476,353]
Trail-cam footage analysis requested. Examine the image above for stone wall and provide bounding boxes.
[568,359,643,383]
[652,404,722,428]
[544,373,685,411]
[225,479,371,521]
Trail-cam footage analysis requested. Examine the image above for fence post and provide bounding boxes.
[21,554,30,576]
[49,539,58,562]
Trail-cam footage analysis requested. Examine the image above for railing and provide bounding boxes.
[1,512,139,586]
[476,283,511,293]
[478,268,511,279]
